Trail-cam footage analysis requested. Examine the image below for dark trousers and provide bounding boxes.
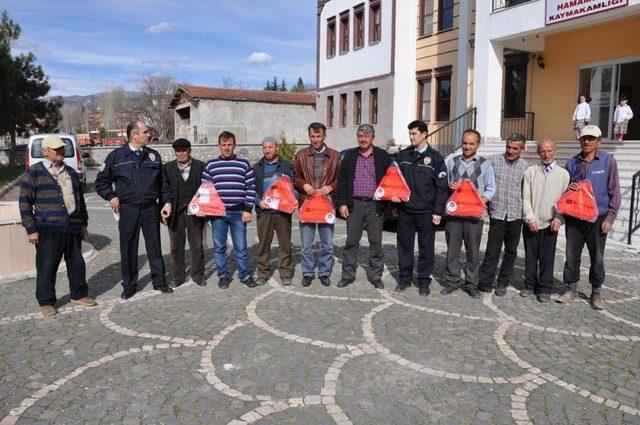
[119,203,166,289]
[256,212,293,279]
[342,200,385,282]
[168,210,205,283]
[523,226,559,294]
[479,218,523,290]
[35,228,88,306]
[397,210,434,285]
[563,215,607,292]
[444,217,484,288]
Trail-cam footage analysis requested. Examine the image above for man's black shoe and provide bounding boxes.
[371,279,384,289]
[395,282,410,292]
[537,293,551,303]
[169,279,184,288]
[301,276,313,287]
[440,286,458,295]
[478,286,493,294]
[195,279,207,287]
[494,287,507,297]
[337,278,354,288]
[242,277,257,288]
[464,286,481,298]
[218,277,231,289]
[120,287,137,300]
[153,284,174,294]
[519,289,534,297]
[319,276,331,287]
[418,284,431,297]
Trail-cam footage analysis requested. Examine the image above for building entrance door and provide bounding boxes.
[579,59,640,140]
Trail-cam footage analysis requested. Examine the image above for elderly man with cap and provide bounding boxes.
[163,138,207,287]
[478,133,528,297]
[557,125,621,310]
[253,136,295,286]
[19,135,95,316]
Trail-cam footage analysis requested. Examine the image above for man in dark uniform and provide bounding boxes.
[163,138,207,287]
[95,121,174,299]
[392,120,449,296]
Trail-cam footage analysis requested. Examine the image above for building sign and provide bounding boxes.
[546,0,628,25]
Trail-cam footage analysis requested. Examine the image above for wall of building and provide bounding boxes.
[318,0,394,88]
[529,16,640,140]
[178,99,316,146]
[415,1,475,133]
[316,75,394,152]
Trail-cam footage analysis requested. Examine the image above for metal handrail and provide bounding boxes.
[426,107,477,157]
[628,170,640,245]
[492,0,535,12]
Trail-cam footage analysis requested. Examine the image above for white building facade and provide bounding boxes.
[316,0,417,150]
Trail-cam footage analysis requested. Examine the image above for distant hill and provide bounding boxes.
[60,91,138,108]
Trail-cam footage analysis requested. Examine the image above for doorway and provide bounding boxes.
[579,59,640,140]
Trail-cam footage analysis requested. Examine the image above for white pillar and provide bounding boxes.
[473,1,504,140]
[455,0,472,118]
[392,1,417,148]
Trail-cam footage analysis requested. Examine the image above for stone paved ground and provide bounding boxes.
[1,170,640,424]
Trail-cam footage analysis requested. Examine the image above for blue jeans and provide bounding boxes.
[211,211,252,281]
[299,222,334,277]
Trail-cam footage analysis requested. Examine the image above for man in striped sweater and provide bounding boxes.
[201,131,257,288]
[19,135,96,317]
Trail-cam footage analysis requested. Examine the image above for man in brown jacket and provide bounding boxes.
[293,122,341,287]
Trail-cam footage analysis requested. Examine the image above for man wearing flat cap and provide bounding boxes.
[163,138,207,287]
[19,135,96,316]
[478,133,528,297]
[557,125,620,310]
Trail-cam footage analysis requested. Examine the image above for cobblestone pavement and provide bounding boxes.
[1,171,640,424]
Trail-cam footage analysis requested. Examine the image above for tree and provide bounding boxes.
[291,77,305,93]
[0,10,61,149]
[220,76,249,89]
[279,78,287,92]
[124,72,176,142]
[100,84,126,130]
[277,130,296,162]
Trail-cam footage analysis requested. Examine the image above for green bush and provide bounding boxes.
[278,130,297,162]
[0,163,22,187]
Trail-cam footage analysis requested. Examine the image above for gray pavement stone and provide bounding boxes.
[1,170,639,424]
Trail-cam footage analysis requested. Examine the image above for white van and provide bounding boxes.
[25,133,87,188]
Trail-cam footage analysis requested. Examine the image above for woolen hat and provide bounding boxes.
[172,138,191,149]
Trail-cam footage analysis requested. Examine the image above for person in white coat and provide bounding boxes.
[614,95,634,142]
[572,94,591,140]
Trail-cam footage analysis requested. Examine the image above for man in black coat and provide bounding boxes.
[163,138,207,287]
[336,124,393,289]
[95,121,173,299]
[393,120,448,296]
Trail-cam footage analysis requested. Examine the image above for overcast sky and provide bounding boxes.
[3,0,317,96]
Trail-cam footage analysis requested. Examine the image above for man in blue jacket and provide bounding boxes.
[95,121,173,299]
[393,120,449,296]
[557,125,621,310]
[19,135,96,316]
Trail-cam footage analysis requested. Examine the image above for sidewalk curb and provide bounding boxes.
[0,175,22,199]
[0,241,96,284]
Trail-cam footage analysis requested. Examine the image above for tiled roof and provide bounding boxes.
[170,84,316,107]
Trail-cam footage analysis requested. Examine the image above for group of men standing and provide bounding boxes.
[20,119,620,316]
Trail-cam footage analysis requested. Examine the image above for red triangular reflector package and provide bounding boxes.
[554,180,598,222]
[262,175,299,214]
[188,182,226,217]
[298,195,336,224]
[373,164,411,202]
[445,179,485,218]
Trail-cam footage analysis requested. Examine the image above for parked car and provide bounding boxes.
[25,133,87,190]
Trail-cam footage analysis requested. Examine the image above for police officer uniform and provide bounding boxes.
[395,145,449,295]
[95,143,173,297]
